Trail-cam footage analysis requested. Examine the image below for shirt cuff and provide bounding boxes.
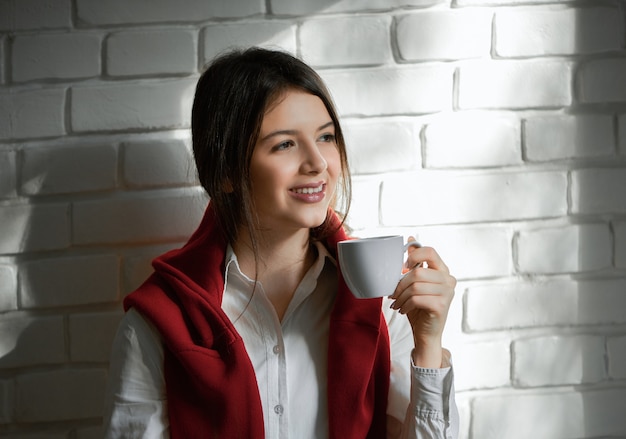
[410,349,454,417]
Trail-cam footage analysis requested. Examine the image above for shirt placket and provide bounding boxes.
[259,297,289,439]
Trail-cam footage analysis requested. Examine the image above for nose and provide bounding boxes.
[300,141,327,175]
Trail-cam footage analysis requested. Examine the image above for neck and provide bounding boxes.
[233,227,317,320]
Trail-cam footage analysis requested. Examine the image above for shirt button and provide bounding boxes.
[272,345,281,354]
[274,404,284,415]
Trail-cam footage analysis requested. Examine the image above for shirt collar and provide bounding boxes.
[222,240,337,312]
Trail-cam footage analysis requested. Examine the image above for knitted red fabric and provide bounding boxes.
[124,204,390,438]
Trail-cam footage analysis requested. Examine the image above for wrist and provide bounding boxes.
[412,338,443,368]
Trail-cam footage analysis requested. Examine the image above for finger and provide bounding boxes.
[403,236,421,270]
[393,267,449,298]
[391,279,451,306]
[392,290,452,316]
[405,246,449,273]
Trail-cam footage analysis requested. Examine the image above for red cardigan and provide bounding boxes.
[124,204,390,438]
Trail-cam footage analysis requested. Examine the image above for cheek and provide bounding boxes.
[325,148,342,179]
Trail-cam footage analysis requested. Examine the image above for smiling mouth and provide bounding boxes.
[291,183,325,195]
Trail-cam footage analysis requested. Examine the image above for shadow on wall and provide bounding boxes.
[576,7,626,438]
[467,7,626,439]
[0,0,340,433]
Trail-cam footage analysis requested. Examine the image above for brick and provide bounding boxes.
[271,0,441,15]
[524,114,614,161]
[0,379,13,423]
[107,29,197,77]
[579,58,626,104]
[77,0,264,25]
[12,33,101,82]
[381,170,567,225]
[453,341,510,390]
[321,65,453,116]
[73,189,207,244]
[21,143,117,195]
[417,226,512,280]
[19,254,119,308]
[0,264,17,311]
[396,10,492,61]
[346,176,382,231]
[472,389,626,438]
[122,244,177,293]
[513,335,606,387]
[424,112,522,168]
[496,7,623,57]
[342,119,420,174]
[76,426,103,439]
[572,168,626,215]
[301,16,392,67]
[15,369,107,422]
[69,312,123,362]
[0,203,70,254]
[0,0,71,31]
[517,223,611,274]
[459,60,572,109]
[71,79,195,132]
[122,138,195,188]
[202,22,297,64]
[0,149,16,199]
[456,395,470,439]
[608,335,626,380]
[465,279,626,332]
[0,315,65,369]
[615,221,626,269]
[0,89,65,140]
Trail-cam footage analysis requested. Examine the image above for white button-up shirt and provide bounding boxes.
[103,241,459,438]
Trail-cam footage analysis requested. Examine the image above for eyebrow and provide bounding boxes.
[259,121,335,142]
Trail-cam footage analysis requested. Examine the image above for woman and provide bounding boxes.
[103,47,459,438]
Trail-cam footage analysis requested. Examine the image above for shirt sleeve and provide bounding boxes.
[102,308,170,439]
[383,298,460,439]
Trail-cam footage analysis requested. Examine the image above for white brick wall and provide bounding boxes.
[21,142,118,195]
[396,10,492,61]
[106,29,197,77]
[71,79,196,132]
[12,33,102,82]
[0,89,66,139]
[512,335,606,387]
[516,223,612,274]
[0,0,72,31]
[524,114,614,161]
[1,0,625,436]
[459,60,572,109]
[301,16,392,67]
[424,112,522,167]
[495,7,624,57]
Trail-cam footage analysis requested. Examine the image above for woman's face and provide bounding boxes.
[249,89,341,234]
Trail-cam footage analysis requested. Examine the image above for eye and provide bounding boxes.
[318,133,336,143]
[272,140,295,152]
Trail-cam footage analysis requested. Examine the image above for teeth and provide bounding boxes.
[294,185,323,194]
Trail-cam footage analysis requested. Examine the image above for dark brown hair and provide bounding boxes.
[191,47,351,253]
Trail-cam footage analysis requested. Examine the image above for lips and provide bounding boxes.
[289,182,326,201]
[290,182,324,193]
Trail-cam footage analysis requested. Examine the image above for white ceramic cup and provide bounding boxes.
[337,235,421,299]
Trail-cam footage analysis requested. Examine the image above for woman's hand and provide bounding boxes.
[389,237,456,368]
